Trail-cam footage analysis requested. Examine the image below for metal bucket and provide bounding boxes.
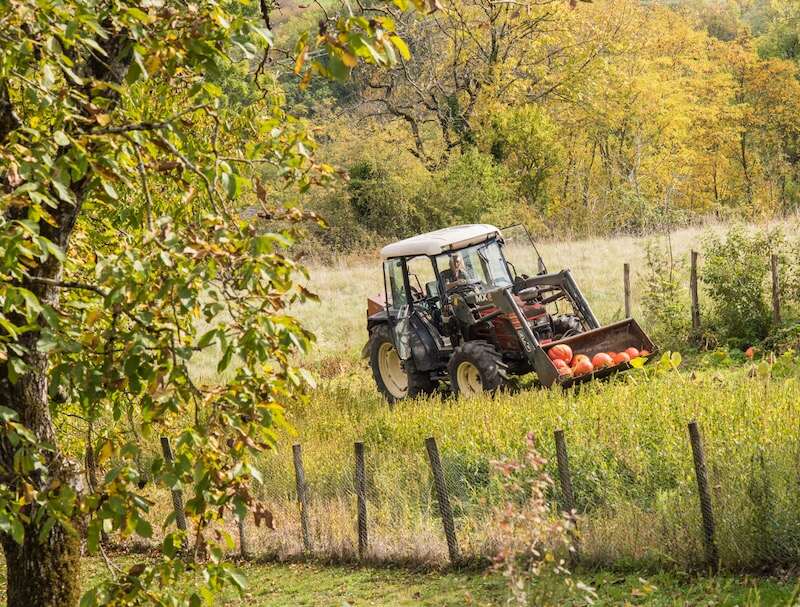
[536,318,657,388]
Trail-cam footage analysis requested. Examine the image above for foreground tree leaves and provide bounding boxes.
[0,0,421,605]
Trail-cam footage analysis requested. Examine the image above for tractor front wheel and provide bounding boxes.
[369,324,436,403]
[448,341,509,398]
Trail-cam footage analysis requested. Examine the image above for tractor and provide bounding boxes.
[364,224,656,401]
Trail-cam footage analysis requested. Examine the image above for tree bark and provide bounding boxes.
[2,523,81,607]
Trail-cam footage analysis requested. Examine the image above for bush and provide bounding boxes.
[639,241,691,350]
[700,226,786,345]
[413,149,517,228]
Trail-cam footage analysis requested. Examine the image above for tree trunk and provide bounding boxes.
[0,222,83,607]
[2,523,81,607]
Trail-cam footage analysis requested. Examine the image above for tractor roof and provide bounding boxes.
[380,224,502,259]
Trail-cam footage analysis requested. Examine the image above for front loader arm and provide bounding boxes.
[488,287,560,387]
[515,270,600,330]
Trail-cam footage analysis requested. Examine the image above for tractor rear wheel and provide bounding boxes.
[369,324,436,403]
[448,341,509,398]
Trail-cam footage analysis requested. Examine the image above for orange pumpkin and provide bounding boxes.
[612,351,631,365]
[558,365,573,377]
[625,347,640,359]
[592,352,614,369]
[572,358,594,376]
[548,344,573,364]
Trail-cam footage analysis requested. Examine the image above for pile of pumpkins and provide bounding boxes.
[547,344,650,378]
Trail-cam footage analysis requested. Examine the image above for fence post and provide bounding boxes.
[159,437,187,533]
[771,254,781,324]
[354,441,368,559]
[292,444,311,552]
[623,262,631,318]
[554,429,579,559]
[425,437,459,565]
[688,420,718,570]
[690,250,701,334]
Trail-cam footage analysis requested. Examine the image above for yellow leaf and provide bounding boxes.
[98,439,114,463]
[294,44,307,75]
[96,113,111,126]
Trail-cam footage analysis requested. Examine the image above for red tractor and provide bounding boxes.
[365,224,656,402]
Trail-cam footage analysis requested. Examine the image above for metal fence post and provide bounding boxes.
[425,437,459,564]
[688,420,719,569]
[293,444,311,552]
[354,442,368,559]
[159,437,187,533]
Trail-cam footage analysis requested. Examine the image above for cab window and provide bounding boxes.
[383,258,408,310]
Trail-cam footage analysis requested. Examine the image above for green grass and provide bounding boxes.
[219,564,800,606]
[66,559,800,606]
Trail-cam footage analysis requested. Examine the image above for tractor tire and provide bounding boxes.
[368,324,436,403]
[448,341,509,398]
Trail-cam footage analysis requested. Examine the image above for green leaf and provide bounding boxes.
[54,131,70,146]
[9,517,24,545]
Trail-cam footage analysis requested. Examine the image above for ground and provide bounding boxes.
[216,563,798,606]
[52,558,796,606]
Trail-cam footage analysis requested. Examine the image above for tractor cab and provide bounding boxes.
[366,224,655,402]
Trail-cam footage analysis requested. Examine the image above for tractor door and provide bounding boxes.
[383,257,446,370]
[383,258,412,360]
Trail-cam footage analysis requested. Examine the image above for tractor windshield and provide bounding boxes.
[437,240,512,290]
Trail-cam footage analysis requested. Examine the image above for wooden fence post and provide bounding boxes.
[771,254,781,324]
[354,442,368,559]
[688,421,718,570]
[159,437,187,533]
[425,437,459,565]
[623,262,631,318]
[292,444,311,552]
[554,429,579,559]
[690,250,701,334]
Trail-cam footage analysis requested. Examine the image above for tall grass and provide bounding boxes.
[246,363,800,570]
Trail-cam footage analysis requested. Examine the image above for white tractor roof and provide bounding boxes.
[380,224,502,259]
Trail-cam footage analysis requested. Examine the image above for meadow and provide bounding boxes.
[210,222,800,572]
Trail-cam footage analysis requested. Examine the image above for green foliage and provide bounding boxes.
[0,0,426,603]
[413,149,517,228]
[639,242,691,349]
[700,226,781,345]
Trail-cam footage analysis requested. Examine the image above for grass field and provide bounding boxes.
[24,558,799,606]
[199,221,800,573]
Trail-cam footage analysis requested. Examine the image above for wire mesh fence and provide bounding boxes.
[135,399,800,574]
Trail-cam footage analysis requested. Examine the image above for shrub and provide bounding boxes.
[639,241,692,350]
[700,226,785,345]
[413,149,516,228]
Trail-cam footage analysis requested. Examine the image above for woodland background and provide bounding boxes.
[267,0,800,253]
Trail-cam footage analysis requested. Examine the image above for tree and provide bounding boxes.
[0,0,419,605]
[351,0,602,170]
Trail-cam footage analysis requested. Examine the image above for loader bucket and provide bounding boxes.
[535,318,657,388]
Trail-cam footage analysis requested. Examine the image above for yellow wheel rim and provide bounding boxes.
[378,342,407,399]
[456,361,483,397]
